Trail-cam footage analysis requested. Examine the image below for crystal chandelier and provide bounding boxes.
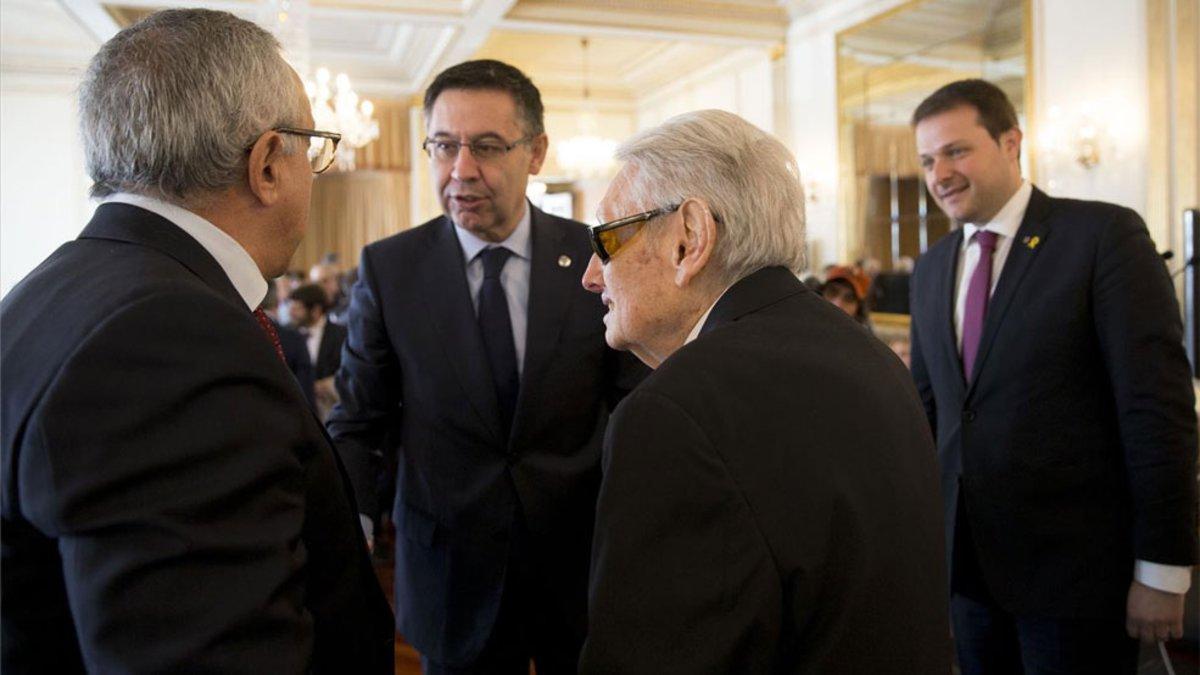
[260,0,379,171]
[305,68,379,171]
[556,38,618,179]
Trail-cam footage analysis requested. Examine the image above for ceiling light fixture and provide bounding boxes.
[555,37,618,179]
[261,0,379,171]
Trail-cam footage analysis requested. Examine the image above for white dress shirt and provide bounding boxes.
[102,193,267,311]
[949,180,1190,594]
[305,316,326,366]
[453,201,532,376]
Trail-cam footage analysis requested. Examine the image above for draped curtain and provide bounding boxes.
[846,123,921,264]
[288,99,412,272]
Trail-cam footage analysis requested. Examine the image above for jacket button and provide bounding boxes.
[962,410,976,422]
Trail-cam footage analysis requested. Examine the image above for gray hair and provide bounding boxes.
[617,109,806,285]
[79,8,306,204]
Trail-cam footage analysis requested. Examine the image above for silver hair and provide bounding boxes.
[616,109,807,285]
[79,8,306,204]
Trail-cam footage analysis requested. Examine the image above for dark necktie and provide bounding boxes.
[253,308,287,364]
[477,247,519,431]
[961,230,998,383]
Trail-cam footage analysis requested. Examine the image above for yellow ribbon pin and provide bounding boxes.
[1023,235,1041,250]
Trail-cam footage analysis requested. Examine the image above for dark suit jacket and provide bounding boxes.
[909,187,1199,618]
[0,203,394,674]
[314,320,347,381]
[581,267,950,674]
[327,206,640,666]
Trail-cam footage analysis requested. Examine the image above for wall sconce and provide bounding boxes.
[798,165,830,204]
[1074,116,1103,169]
[1038,103,1130,171]
[805,179,821,203]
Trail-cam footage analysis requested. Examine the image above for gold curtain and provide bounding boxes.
[853,123,920,177]
[288,98,412,272]
[292,170,410,271]
[355,99,411,172]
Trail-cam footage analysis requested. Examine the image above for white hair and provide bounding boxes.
[79,8,305,205]
[617,109,807,285]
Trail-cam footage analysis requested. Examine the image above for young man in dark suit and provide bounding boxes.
[327,60,642,674]
[578,109,950,673]
[287,282,348,419]
[0,9,392,673]
[909,78,1198,673]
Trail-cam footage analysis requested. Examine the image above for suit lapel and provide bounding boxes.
[511,207,575,442]
[965,187,1053,396]
[938,229,968,390]
[419,218,504,443]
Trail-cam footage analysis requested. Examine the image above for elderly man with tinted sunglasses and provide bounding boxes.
[578,109,950,674]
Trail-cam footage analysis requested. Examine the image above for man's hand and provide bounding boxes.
[359,514,375,554]
[1126,580,1185,642]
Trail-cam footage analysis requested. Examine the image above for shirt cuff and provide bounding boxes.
[359,514,375,541]
[1134,560,1193,594]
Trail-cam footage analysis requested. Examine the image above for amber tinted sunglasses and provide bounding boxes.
[588,204,679,263]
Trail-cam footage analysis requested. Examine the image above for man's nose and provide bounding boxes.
[582,254,605,294]
[930,157,953,184]
[450,144,481,181]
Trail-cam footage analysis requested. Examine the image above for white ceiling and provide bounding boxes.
[2,0,801,102]
[3,0,1022,111]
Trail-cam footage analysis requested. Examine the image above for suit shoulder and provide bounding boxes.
[540,209,590,232]
[1041,195,1145,239]
[923,227,963,259]
[912,228,961,280]
[1044,194,1138,219]
[362,216,446,260]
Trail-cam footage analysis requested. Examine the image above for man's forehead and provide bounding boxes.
[916,107,983,149]
[426,88,523,135]
[597,167,642,220]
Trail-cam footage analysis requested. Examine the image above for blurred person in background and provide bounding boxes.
[819,264,873,332]
[287,282,346,420]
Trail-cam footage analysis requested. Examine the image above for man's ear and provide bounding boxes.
[673,198,717,288]
[527,132,549,175]
[247,130,287,206]
[1001,127,1023,161]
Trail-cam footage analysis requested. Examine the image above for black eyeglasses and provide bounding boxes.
[276,127,342,174]
[588,204,680,263]
[422,135,533,163]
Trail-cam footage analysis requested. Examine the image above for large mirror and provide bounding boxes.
[836,0,1031,278]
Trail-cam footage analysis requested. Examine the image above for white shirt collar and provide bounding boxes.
[102,193,268,311]
[453,200,533,263]
[684,286,732,345]
[961,180,1032,245]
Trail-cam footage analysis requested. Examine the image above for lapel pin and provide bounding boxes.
[1022,235,1041,250]
[558,255,572,268]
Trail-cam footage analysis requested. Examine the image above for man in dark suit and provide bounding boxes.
[578,109,950,673]
[0,9,392,673]
[908,79,1198,673]
[261,284,318,407]
[327,60,640,674]
[287,282,348,419]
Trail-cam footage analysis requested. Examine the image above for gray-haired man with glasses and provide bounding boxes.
[0,8,391,673]
[328,59,644,674]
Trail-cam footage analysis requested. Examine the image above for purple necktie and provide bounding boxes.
[961,230,998,383]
